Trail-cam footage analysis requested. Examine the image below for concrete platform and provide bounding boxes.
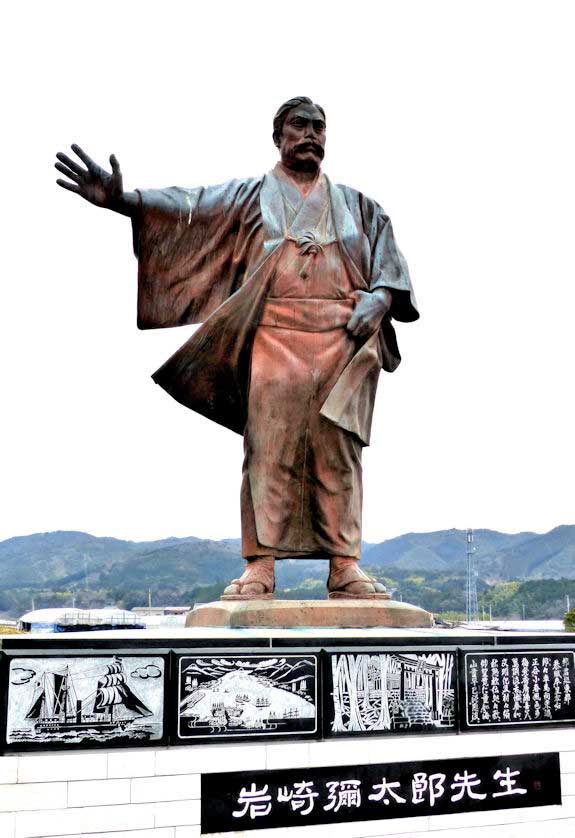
[185,597,433,628]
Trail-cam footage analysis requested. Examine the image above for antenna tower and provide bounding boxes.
[466,528,479,621]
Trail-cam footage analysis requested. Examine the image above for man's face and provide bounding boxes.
[276,103,326,172]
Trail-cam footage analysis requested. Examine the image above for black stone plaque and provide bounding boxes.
[0,651,169,752]
[173,652,319,743]
[460,649,575,730]
[323,649,457,737]
[201,752,561,833]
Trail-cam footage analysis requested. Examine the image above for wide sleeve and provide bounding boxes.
[132,177,261,329]
[363,198,419,323]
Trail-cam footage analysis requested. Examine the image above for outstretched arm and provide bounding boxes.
[55,144,138,217]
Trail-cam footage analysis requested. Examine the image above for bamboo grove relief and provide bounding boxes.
[326,652,456,735]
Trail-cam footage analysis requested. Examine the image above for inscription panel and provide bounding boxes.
[460,649,575,730]
[202,752,561,832]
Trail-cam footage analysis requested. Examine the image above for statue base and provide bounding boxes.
[185,598,433,629]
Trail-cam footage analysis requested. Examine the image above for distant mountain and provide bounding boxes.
[0,531,203,589]
[0,525,573,618]
[96,539,244,589]
[364,528,538,574]
[362,526,575,581]
[487,525,575,579]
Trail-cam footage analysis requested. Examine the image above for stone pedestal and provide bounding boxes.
[185,598,433,628]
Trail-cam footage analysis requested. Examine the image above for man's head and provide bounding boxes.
[273,96,326,173]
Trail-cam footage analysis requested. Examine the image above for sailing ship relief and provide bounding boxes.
[6,656,165,746]
[176,654,318,740]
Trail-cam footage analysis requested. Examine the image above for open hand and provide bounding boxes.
[55,144,123,209]
[346,288,392,338]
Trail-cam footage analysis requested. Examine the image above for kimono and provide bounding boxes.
[132,166,418,559]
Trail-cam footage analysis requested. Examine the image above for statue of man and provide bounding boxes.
[55,96,418,601]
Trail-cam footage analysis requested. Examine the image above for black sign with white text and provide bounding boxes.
[461,650,575,730]
[201,751,561,833]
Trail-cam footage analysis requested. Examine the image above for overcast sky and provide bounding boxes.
[1,0,573,545]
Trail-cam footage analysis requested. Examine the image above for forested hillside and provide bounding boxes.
[1,526,573,619]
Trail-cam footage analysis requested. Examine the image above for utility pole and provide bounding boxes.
[466,529,479,621]
[522,602,526,621]
[567,595,571,613]
[148,588,152,608]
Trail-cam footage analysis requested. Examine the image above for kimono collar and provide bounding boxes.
[271,162,316,209]
[259,167,365,284]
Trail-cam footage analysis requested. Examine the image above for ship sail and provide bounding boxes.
[119,684,152,716]
[25,691,44,720]
[22,660,154,733]
[52,674,67,715]
[92,660,152,717]
[99,674,124,687]
[25,670,76,720]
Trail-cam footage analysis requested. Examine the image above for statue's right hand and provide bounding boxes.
[55,144,123,209]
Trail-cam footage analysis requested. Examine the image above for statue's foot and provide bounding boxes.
[327,557,389,599]
[221,556,275,600]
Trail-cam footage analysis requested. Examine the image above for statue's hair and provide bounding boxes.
[273,96,326,145]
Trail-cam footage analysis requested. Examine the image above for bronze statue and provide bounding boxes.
[55,97,418,601]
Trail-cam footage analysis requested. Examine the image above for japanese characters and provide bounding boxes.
[463,651,575,729]
[202,753,561,832]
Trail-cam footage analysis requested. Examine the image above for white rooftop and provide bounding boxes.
[19,607,144,626]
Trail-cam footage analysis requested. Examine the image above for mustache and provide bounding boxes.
[294,141,325,158]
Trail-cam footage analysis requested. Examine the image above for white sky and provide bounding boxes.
[1,0,574,544]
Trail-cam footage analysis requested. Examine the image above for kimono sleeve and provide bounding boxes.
[132,177,261,329]
[365,201,419,323]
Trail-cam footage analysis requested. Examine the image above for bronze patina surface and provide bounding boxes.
[186,599,433,629]
[55,97,419,606]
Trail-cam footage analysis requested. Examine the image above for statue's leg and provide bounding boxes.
[221,555,275,600]
[327,556,389,599]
